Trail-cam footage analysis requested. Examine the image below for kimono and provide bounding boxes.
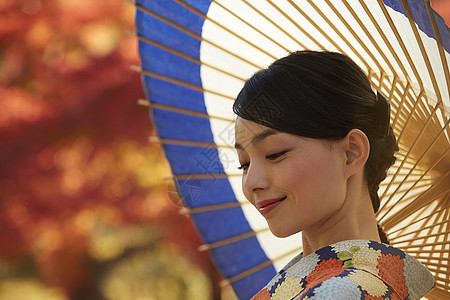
[251,240,435,300]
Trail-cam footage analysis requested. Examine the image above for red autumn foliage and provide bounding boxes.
[0,0,211,297]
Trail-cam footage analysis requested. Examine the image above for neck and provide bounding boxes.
[301,178,380,257]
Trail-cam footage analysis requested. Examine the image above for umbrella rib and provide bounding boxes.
[380,176,449,229]
[198,228,270,252]
[342,0,397,77]
[378,103,440,204]
[271,1,327,51]
[388,205,449,236]
[208,0,292,54]
[220,246,302,286]
[170,0,278,60]
[303,0,371,71]
[424,0,450,100]
[320,0,383,72]
[132,1,262,70]
[148,137,234,149]
[241,0,309,50]
[391,82,411,131]
[390,229,449,244]
[375,0,425,92]
[378,75,420,126]
[130,65,235,100]
[397,240,450,249]
[137,99,235,122]
[131,31,247,82]
[381,181,438,206]
[395,90,424,143]
[400,0,442,102]
[405,249,450,255]
[172,173,240,180]
[357,0,411,81]
[420,261,449,270]
[178,201,250,215]
[379,144,450,226]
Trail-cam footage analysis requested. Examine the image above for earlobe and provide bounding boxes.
[344,129,370,176]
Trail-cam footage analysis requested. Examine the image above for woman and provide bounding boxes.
[233,51,435,299]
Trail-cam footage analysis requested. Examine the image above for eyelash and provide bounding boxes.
[265,151,287,160]
[238,150,288,171]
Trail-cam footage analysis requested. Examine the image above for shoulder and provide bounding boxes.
[297,275,362,299]
[298,270,391,299]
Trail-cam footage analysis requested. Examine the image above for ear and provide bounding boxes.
[343,129,370,178]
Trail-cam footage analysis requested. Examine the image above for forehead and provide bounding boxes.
[234,118,279,150]
[235,117,270,138]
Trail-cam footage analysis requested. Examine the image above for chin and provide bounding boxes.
[268,224,300,238]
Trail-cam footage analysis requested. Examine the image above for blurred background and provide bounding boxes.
[0,1,448,299]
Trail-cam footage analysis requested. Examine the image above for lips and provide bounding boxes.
[256,196,286,215]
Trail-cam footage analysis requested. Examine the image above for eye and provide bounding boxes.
[238,162,249,172]
[265,150,288,160]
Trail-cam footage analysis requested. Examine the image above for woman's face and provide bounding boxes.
[235,117,348,237]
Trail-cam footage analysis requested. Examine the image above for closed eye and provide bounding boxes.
[238,162,249,171]
[265,150,288,160]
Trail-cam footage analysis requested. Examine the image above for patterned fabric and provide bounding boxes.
[251,240,435,300]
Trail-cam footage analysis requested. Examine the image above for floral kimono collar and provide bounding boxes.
[252,240,435,300]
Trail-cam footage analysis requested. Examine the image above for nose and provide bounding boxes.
[243,163,270,194]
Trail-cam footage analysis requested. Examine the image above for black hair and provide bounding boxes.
[233,51,398,244]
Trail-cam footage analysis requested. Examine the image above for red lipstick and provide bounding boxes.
[256,196,286,215]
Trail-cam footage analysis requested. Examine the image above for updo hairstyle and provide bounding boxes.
[233,51,399,243]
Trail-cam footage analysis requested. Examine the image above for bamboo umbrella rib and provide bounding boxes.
[381,181,433,197]
[396,91,424,143]
[378,103,440,206]
[387,75,399,103]
[342,0,397,77]
[388,205,449,236]
[421,261,449,270]
[274,1,327,51]
[381,182,442,207]
[392,231,449,245]
[241,0,309,51]
[379,71,386,91]
[198,228,270,252]
[375,0,425,91]
[132,1,262,70]
[148,137,234,149]
[404,249,450,255]
[435,282,450,291]
[378,125,450,223]
[425,0,450,99]
[170,0,278,60]
[172,173,241,180]
[392,82,411,130]
[286,0,370,72]
[380,177,433,189]
[130,65,235,100]
[320,0,383,72]
[381,181,449,230]
[398,240,450,249]
[221,247,302,286]
[400,0,441,101]
[208,0,291,53]
[179,201,250,215]
[137,99,235,122]
[315,0,374,71]
[358,0,411,81]
[133,32,247,82]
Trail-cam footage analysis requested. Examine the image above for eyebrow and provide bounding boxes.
[234,129,278,150]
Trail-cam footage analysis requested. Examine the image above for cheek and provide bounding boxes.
[283,154,345,204]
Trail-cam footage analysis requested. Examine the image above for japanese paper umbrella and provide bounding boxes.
[131,0,449,298]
